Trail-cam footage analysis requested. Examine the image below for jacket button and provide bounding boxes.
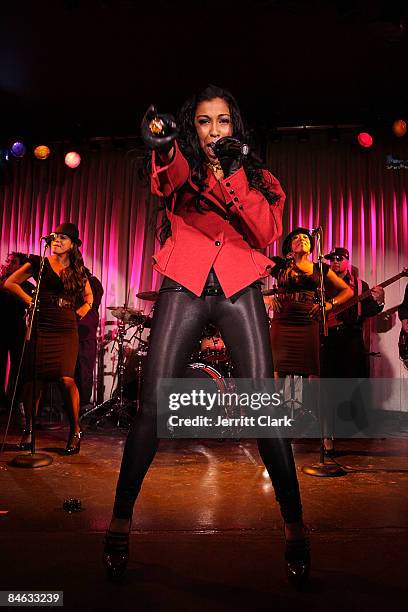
[238,205,243,210]
[215,240,221,246]
[234,197,239,202]
[229,189,235,194]
[225,182,231,187]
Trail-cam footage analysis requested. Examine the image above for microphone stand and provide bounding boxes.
[10,239,53,468]
[301,227,346,477]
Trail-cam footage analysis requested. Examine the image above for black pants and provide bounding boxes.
[0,322,26,407]
[321,326,369,378]
[75,338,97,406]
[113,275,303,523]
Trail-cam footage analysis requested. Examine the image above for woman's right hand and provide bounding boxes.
[265,296,282,313]
[140,105,178,152]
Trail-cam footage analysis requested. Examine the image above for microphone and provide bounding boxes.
[310,226,322,236]
[40,233,58,244]
[211,139,250,157]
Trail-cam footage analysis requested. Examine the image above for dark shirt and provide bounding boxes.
[326,270,382,327]
[0,280,35,327]
[398,284,408,321]
[270,259,329,292]
[77,274,104,340]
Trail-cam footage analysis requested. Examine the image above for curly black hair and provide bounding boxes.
[154,84,279,244]
[60,243,87,296]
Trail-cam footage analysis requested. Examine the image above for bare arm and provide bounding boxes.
[76,279,94,319]
[326,269,354,306]
[3,263,34,306]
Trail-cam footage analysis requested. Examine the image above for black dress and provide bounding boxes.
[23,256,80,382]
[269,260,329,376]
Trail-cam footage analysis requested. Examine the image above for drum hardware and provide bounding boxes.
[399,329,408,370]
[107,305,150,326]
[81,313,150,430]
[136,290,159,302]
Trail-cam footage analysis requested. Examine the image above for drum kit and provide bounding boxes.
[81,291,234,429]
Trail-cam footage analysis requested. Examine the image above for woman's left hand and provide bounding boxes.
[213,137,243,177]
[76,303,91,319]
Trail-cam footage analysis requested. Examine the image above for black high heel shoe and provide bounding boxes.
[284,528,311,589]
[103,528,130,580]
[65,431,82,455]
[19,429,32,451]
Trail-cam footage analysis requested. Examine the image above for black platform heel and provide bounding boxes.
[103,529,130,580]
[285,529,311,589]
[65,431,82,455]
[19,429,32,451]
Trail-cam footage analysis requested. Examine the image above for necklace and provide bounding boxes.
[207,161,223,173]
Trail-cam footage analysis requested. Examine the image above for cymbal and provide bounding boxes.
[107,306,142,314]
[108,306,145,322]
[136,291,159,301]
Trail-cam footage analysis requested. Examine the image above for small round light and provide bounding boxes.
[10,141,26,158]
[357,132,373,148]
[34,145,51,160]
[64,151,81,168]
[392,119,407,137]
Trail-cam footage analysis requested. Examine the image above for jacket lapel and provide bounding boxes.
[187,176,228,213]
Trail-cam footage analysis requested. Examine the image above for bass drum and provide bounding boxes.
[122,348,147,400]
[184,362,228,392]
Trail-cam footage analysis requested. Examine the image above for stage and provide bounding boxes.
[1,425,407,611]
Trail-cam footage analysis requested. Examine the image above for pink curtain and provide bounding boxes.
[0,149,160,317]
[266,136,408,383]
[1,137,408,386]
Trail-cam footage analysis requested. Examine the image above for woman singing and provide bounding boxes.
[104,85,310,586]
[266,228,353,453]
[268,228,353,378]
[4,223,93,455]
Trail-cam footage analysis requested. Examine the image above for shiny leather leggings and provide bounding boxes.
[113,277,303,523]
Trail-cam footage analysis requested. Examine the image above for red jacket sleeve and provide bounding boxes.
[150,141,190,199]
[219,167,285,248]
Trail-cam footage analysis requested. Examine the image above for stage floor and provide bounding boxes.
[1,426,407,611]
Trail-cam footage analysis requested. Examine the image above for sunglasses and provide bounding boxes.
[330,255,346,262]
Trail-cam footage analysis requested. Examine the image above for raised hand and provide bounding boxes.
[140,105,178,152]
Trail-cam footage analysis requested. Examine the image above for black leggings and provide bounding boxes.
[113,277,303,523]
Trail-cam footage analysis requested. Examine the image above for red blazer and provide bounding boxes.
[150,142,285,298]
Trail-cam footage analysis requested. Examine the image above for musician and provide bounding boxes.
[0,252,34,412]
[104,85,310,587]
[398,284,408,333]
[322,247,385,378]
[75,269,104,408]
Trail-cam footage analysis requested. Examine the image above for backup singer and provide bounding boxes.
[268,229,353,378]
[104,85,310,586]
[266,230,353,456]
[4,223,93,455]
